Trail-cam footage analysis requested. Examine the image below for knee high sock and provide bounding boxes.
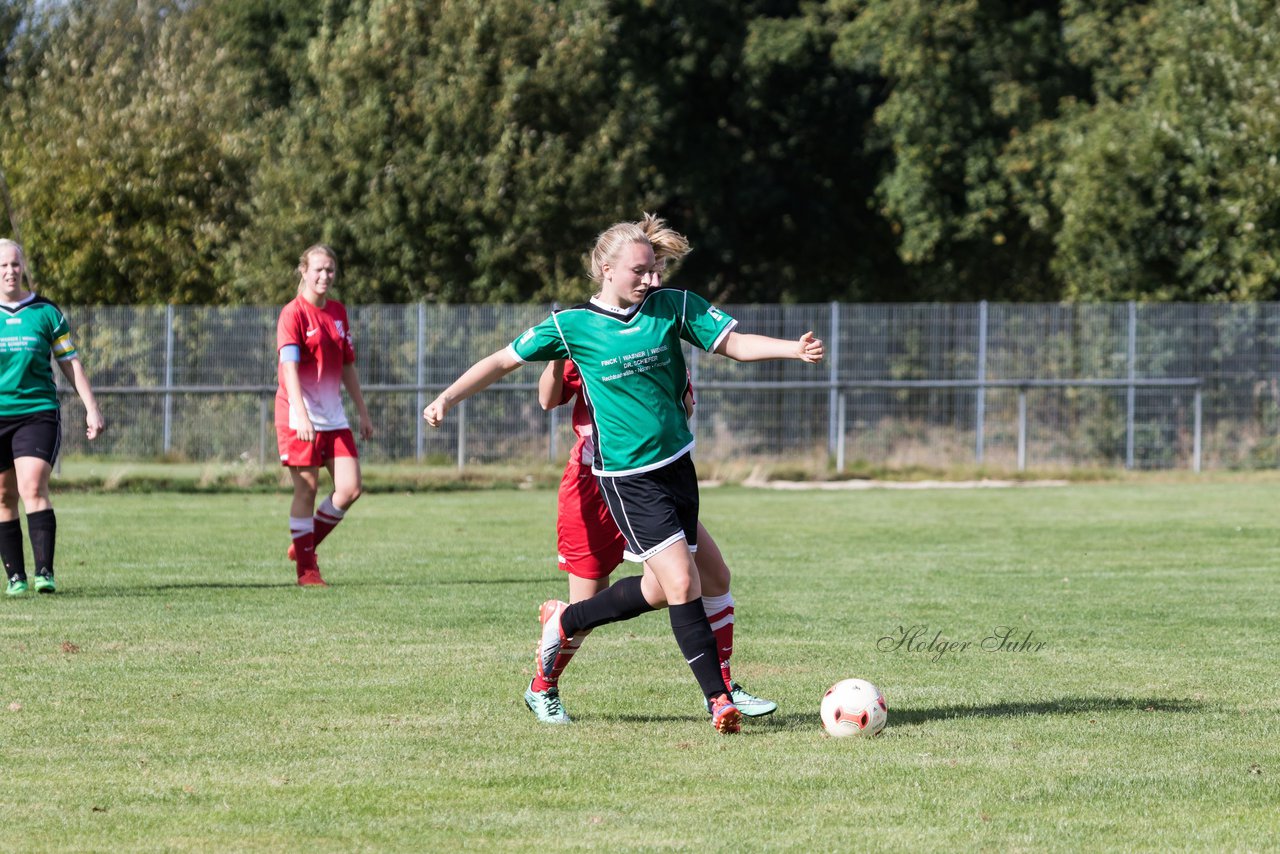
[0,518,24,580]
[559,575,656,638]
[313,495,346,548]
[669,600,731,702]
[27,509,55,577]
[530,629,590,692]
[290,516,317,572]
[702,592,735,689]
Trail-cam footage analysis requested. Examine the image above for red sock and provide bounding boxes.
[530,630,589,692]
[703,593,735,690]
[313,496,346,548]
[292,531,317,576]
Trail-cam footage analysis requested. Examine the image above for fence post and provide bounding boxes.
[163,304,174,455]
[1126,301,1136,469]
[1193,386,1202,473]
[416,303,426,462]
[975,301,988,463]
[836,392,847,473]
[259,396,267,467]
[456,399,467,471]
[1017,388,1027,471]
[829,301,840,462]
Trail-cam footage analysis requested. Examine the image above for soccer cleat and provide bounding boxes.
[296,568,328,587]
[534,599,570,683]
[709,694,742,734]
[6,575,28,596]
[524,682,571,724]
[728,682,777,717]
[703,682,778,717]
[287,543,297,561]
[33,573,55,594]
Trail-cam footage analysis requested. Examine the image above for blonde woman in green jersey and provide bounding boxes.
[424,218,822,734]
[526,214,778,725]
[0,240,104,596]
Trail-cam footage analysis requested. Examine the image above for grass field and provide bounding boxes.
[2,481,1277,851]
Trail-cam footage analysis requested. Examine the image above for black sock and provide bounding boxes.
[0,518,24,580]
[560,574,655,637]
[27,509,55,577]
[669,599,730,702]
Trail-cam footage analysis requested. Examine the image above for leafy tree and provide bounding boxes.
[606,0,895,303]
[196,0,353,110]
[223,0,664,305]
[1,0,257,303]
[1042,0,1280,300]
[835,0,1089,301]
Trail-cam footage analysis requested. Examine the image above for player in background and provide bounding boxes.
[0,239,104,596]
[524,214,777,724]
[275,244,374,587]
[424,218,823,733]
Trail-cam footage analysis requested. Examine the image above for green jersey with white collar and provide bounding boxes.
[0,295,77,417]
[509,288,736,476]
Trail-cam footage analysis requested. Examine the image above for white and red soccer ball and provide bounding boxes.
[820,678,888,737]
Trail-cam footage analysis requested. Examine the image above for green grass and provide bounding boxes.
[2,483,1277,851]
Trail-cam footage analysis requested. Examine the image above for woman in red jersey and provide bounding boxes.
[275,244,373,586]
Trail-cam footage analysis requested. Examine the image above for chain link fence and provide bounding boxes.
[53,301,1280,471]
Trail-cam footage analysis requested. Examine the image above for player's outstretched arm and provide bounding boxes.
[423,349,522,427]
[716,330,824,364]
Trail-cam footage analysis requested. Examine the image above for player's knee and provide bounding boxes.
[337,482,362,506]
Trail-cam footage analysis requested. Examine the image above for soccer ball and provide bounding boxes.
[820,678,887,738]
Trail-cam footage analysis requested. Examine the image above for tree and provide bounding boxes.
[223,0,665,305]
[1043,0,1280,300]
[1,0,257,303]
[834,0,1090,301]
[612,0,895,303]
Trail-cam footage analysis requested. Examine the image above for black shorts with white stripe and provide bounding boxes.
[595,452,700,563]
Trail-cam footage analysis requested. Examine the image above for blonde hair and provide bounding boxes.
[296,243,338,293]
[0,238,29,290]
[586,221,650,285]
[639,213,690,273]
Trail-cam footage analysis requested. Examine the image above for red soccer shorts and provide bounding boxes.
[277,426,359,468]
[556,461,626,579]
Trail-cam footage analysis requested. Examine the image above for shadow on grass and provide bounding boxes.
[653,697,1205,734]
[52,576,543,597]
[888,696,1204,728]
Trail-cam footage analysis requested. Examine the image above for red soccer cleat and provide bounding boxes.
[709,694,742,734]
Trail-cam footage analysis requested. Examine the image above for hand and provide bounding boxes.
[85,407,105,441]
[295,415,316,443]
[423,397,448,428]
[358,413,374,441]
[797,331,824,364]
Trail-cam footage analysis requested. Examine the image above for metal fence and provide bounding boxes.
[53,301,1280,471]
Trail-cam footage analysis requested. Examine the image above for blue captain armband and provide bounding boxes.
[279,345,301,363]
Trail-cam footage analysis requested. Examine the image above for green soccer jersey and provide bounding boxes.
[510,288,737,475]
[0,295,77,417]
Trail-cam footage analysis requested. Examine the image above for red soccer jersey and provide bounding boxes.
[275,296,355,432]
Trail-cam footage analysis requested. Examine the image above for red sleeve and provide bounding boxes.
[277,300,303,352]
[560,360,582,407]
